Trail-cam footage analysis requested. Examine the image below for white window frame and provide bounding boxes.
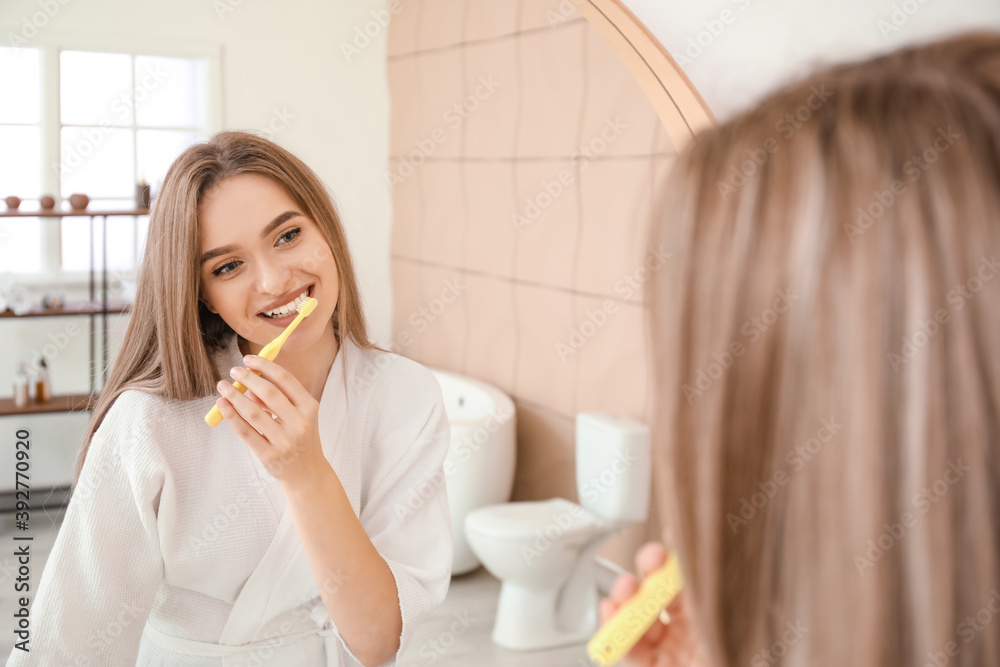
[11,30,222,289]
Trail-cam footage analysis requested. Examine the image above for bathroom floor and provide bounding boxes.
[400,566,595,666]
[0,510,595,666]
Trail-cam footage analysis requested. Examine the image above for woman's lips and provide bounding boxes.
[257,285,315,327]
[258,285,313,318]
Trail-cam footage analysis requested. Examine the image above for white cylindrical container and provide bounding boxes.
[14,363,29,408]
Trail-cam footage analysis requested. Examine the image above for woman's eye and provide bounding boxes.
[279,227,301,244]
[213,260,239,276]
[210,228,300,277]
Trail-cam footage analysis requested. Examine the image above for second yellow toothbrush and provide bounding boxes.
[204,296,318,427]
[586,552,684,666]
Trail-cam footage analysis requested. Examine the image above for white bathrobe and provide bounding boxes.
[6,334,453,666]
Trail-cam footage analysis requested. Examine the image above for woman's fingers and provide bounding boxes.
[636,541,668,578]
[244,388,264,408]
[599,597,618,624]
[244,389,277,420]
[610,572,638,602]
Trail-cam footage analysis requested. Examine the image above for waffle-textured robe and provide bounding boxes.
[6,333,453,666]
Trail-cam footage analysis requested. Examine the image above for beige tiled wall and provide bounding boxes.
[388,0,677,566]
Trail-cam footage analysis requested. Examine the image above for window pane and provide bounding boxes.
[0,125,42,198]
[61,202,138,273]
[60,51,133,126]
[136,215,149,262]
[137,129,202,189]
[0,47,41,124]
[60,126,134,198]
[0,218,42,272]
[60,215,98,272]
[134,56,207,128]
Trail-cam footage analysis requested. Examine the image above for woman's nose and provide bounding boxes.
[255,258,294,296]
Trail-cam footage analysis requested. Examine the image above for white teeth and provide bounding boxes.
[263,288,309,318]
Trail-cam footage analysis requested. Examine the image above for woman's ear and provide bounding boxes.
[200,296,217,314]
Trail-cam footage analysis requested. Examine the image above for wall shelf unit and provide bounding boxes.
[0,206,145,418]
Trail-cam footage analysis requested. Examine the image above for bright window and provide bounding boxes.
[0,43,214,282]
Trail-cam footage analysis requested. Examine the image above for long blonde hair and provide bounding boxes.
[75,131,382,486]
[649,32,1000,666]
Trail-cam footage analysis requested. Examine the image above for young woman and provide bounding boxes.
[600,32,1000,666]
[7,131,452,666]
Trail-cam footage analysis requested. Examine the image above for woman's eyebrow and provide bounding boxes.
[200,211,302,265]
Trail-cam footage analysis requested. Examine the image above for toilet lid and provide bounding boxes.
[465,498,608,539]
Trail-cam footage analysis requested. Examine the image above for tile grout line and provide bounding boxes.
[388,153,677,162]
[569,21,590,419]
[510,0,526,407]
[391,254,649,306]
[458,0,471,378]
[413,1,426,362]
[388,17,589,61]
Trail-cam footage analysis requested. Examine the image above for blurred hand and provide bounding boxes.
[598,540,708,667]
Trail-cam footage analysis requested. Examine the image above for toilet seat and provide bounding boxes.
[465,498,610,540]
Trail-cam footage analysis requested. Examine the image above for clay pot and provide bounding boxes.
[68,193,89,210]
[39,194,55,210]
[5,196,20,210]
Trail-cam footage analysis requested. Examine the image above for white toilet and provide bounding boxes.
[464,412,650,651]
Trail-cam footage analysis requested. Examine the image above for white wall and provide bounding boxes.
[623,0,1000,120]
[0,0,394,489]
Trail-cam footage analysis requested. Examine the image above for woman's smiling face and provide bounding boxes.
[198,173,340,352]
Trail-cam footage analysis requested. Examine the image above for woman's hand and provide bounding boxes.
[214,354,324,485]
[598,540,708,667]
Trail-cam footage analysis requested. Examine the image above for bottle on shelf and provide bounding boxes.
[13,363,29,408]
[136,177,151,209]
[35,356,50,404]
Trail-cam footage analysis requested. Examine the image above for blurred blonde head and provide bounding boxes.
[649,32,1000,666]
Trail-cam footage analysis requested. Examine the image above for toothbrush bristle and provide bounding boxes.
[297,297,318,317]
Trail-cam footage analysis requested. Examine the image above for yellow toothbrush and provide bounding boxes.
[587,553,684,666]
[204,296,318,427]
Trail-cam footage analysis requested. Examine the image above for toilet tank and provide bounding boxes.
[575,413,651,523]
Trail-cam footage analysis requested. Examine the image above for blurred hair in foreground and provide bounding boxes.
[648,31,1000,667]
